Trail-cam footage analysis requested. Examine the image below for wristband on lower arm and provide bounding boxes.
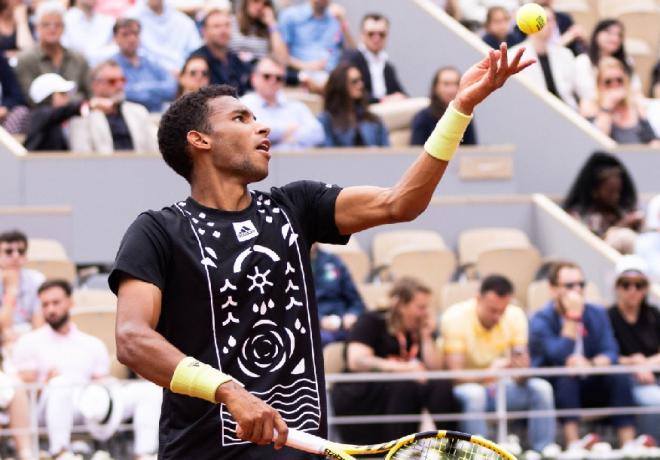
[170,357,240,403]
[423,101,473,162]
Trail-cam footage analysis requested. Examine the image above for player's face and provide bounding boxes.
[476,291,510,330]
[0,240,27,270]
[616,274,648,310]
[400,291,431,332]
[204,96,272,183]
[40,287,73,331]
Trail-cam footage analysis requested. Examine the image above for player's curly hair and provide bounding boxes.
[158,84,238,183]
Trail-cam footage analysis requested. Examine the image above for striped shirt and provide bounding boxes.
[229,15,270,62]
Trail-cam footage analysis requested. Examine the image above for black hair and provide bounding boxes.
[547,261,581,286]
[113,17,140,35]
[38,279,72,297]
[323,63,377,130]
[157,84,238,183]
[479,275,514,296]
[360,12,389,28]
[563,151,637,214]
[428,66,460,119]
[0,229,28,247]
[588,19,632,75]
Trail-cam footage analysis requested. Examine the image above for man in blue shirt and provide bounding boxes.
[113,18,177,112]
[530,261,637,451]
[311,244,365,347]
[190,9,250,96]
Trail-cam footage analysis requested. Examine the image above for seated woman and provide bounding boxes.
[0,0,34,59]
[176,55,210,99]
[317,63,389,147]
[230,0,288,67]
[411,66,477,146]
[564,151,643,252]
[331,278,456,444]
[581,57,659,145]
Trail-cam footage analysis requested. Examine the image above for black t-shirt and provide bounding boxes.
[109,181,349,460]
[348,311,421,361]
[608,303,660,357]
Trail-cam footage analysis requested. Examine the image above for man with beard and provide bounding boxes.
[12,279,110,458]
[70,59,158,154]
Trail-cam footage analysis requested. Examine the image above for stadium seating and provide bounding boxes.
[25,238,77,283]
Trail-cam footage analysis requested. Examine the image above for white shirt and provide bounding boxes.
[12,324,110,385]
[359,43,388,100]
[62,8,115,66]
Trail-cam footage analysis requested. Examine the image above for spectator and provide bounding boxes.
[0,230,45,343]
[15,1,91,105]
[24,73,110,151]
[176,54,210,98]
[457,0,519,27]
[575,19,643,104]
[113,17,177,112]
[652,60,659,99]
[279,0,354,84]
[411,66,477,146]
[241,56,324,150]
[191,8,250,95]
[342,13,406,104]
[12,279,110,458]
[442,275,556,453]
[510,7,578,109]
[635,195,660,284]
[230,0,288,66]
[318,63,389,147]
[310,244,364,347]
[70,60,159,154]
[127,0,202,74]
[0,0,34,58]
[96,0,134,18]
[0,53,29,134]
[563,151,642,247]
[482,6,522,49]
[61,0,115,65]
[581,57,659,145]
[513,0,586,56]
[608,255,660,442]
[331,278,456,444]
[529,261,637,450]
[0,365,34,460]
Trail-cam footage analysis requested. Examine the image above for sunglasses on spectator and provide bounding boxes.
[98,77,126,85]
[260,73,284,83]
[366,31,387,38]
[2,247,26,256]
[617,280,648,290]
[187,69,209,77]
[348,77,362,85]
[560,281,586,290]
[603,77,624,87]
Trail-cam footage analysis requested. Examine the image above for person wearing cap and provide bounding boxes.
[23,73,114,151]
[635,195,660,284]
[608,255,660,442]
[15,0,91,106]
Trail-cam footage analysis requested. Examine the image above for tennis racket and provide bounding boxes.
[284,428,517,459]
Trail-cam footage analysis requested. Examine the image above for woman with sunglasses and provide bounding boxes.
[575,19,643,106]
[608,255,660,443]
[318,63,389,147]
[176,55,210,99]
[581,57,659,145]
[230,0,288,67]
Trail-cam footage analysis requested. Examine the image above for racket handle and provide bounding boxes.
[274,428,327,455]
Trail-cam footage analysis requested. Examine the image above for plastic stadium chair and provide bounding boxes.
[458,227,531,268]
[25,238,77,283]
[441,280,481,311]
[357,282,392,311]
[318,238,371,284]
[372,229,447,273]
[476,247,542,306]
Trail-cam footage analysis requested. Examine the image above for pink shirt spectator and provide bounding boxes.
[95,0,136,18]
[12,324,109,384]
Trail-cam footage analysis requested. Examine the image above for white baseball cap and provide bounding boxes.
[615,255,649,280]
[29,73,76,104]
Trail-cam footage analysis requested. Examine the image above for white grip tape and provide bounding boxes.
[276,428,326,454]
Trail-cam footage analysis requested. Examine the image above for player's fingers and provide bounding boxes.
[259,414,275,445]
[514,58,536,74]
[488,50,498,84]
[508,47,525,73]
[498,42,509,73]
[237,419,253,441]
[251,414,265,444]
[273,414,289,450]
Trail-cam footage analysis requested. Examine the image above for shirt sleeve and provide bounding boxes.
[274,181,350,246]
[347,312,380,349]
[108,212,172,294]
[529,308,575,367]
[440,308,467,354]
[12,336,37,373]
[509,306,529,347]
[91,338,111,378]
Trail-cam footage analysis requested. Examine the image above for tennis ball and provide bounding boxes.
[516,3,547,35]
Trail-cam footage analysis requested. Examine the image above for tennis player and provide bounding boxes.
[110,43,533,459]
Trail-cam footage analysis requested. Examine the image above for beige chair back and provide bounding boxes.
[441,280,481,311]
[476,247,542,306]
[458,227,531,267]
[357,282,392,311]
[318,238,370,283]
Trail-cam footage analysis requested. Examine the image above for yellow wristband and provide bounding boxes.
[170,357,238,403]
[423,101,473,162]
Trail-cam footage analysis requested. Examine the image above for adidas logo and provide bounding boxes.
[233,220,259,242]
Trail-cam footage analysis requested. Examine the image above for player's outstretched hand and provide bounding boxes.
[453,43,535,115]
[218,382,288,449]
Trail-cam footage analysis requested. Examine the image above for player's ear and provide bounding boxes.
[187,130,212,152]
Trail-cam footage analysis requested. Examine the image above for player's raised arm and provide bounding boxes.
[335,43,534,235]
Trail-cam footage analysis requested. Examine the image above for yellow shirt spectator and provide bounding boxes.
[441,298,528,369]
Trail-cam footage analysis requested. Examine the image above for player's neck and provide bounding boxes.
[191,178,252,212]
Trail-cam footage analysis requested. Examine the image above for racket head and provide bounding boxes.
[384,430,517,460]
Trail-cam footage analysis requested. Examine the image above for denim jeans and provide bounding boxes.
[453,378,556,451]
[632,380,660,441]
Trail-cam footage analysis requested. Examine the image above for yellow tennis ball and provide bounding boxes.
[516,3,547,35]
